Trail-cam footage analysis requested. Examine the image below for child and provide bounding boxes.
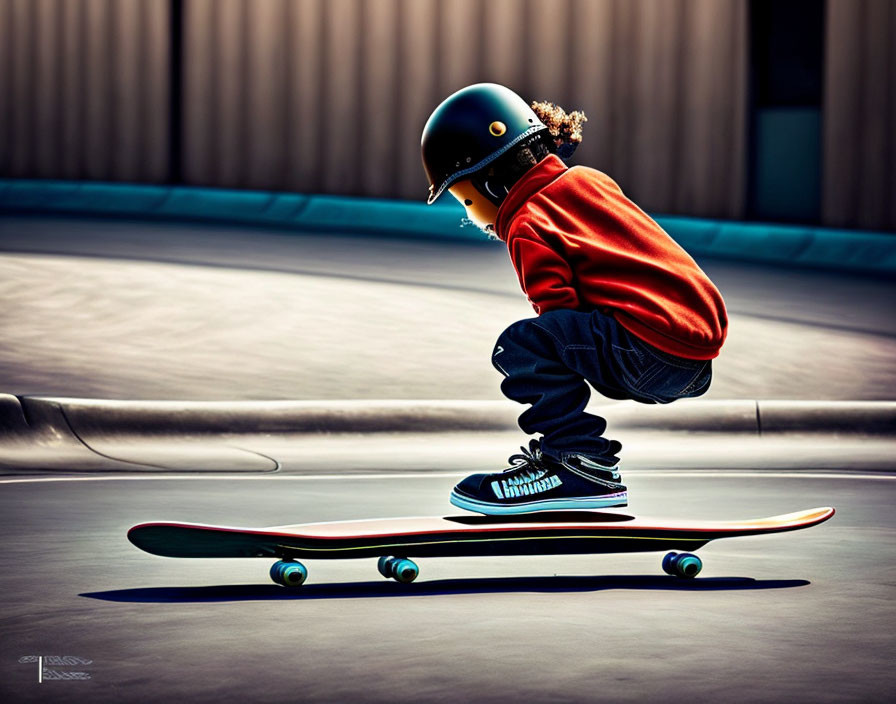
[421,83,727,515]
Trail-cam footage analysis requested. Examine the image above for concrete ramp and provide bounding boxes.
[0,395,277,472]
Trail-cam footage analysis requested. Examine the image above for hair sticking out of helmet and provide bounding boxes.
[530,101,587,157]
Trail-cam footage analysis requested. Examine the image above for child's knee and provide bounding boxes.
[494,316,539,350]
[492,316,561,374]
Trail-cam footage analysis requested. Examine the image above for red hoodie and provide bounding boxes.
[494,154,727,360]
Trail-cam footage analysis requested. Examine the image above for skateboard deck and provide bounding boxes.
[128,506,834,586]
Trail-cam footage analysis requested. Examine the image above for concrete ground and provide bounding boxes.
[0,470,892,703]
[0,215,895,401]
[0,215,894,702]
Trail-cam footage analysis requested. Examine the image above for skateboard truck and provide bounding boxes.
[269,553,697,587]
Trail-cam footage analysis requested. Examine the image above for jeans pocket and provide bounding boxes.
[650,359,712,401]
[615,340,712,401]
[611,343,666,393]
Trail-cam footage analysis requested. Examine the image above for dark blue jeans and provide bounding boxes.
[492,309,712,464]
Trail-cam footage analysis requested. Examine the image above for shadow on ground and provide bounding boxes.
[82,575,810,602]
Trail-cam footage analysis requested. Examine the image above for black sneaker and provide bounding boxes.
[449,439,628,515]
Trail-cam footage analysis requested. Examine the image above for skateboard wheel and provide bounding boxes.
[377,556,393,579]
[676,554,702,578]
[391,558,419,584]
[662,552,702,579]
[662,552,679,576]
[270,559,308,587]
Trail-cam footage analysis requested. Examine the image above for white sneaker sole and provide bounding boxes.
[449,490,628,515]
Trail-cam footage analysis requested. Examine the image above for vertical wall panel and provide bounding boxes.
[437,0,484,98]
[34,0,59,177]
[246,0,287,190]
[8,0,32,176]
[678,0,747,217]
[0,1,9,174]
[394,0,439,199]
[183,0,214,184]
[59,0,85,178]
[606,0,634,185]
[320,0,362,194]
[142,0,169,182]
[481,0,526,90]
[83,0,111,179]
[567,0,613,181]
[216,0,247,188]
[857,0,889,219]
[824,0,896,231]
[0,2,8,175]
[358,0,400,197]
[527,0,571,104]
[627,0,680,208]
[285,0,324,193]
[112,0,139,180]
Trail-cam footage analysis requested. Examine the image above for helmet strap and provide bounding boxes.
[469,133,553,206]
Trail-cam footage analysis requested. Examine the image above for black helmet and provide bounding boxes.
[421,83,548,204]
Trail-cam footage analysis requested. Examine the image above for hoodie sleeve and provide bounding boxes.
[507,224,581,314]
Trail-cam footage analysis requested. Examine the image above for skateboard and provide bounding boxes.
[128,506,834,587]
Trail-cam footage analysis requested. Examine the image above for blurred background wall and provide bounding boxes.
[0,0,893,230]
